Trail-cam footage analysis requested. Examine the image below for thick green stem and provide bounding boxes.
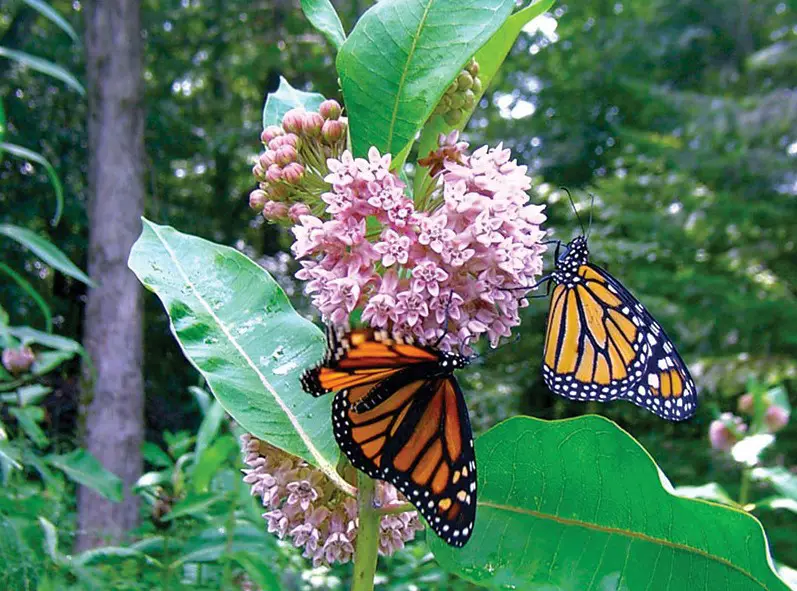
[739,466,752,507]
[351,472,380,591]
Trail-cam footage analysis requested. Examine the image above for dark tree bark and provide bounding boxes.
[77,0,145,551]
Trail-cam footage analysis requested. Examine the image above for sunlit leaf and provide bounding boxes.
[752,467,797,501]
[21,0,80,43]
[262,76,326,129]
[430,416,788,590]
[300,0,346,50]
[337,0,516,160]
[190,434,237,493]
[0,47,84,95]
[0,224,92,285]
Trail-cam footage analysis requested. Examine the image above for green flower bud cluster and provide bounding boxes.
[431,58,482,125]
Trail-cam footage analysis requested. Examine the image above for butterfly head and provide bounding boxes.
[557,235,589,273]
[440,350,470,372]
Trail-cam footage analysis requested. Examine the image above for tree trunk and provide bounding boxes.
[77,0,145,551]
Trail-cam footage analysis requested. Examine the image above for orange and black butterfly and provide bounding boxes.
[533,235,697,421]
[301,327,476,547]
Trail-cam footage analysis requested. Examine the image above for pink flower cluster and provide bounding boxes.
[292,132,546,349]
[241,434,422,566]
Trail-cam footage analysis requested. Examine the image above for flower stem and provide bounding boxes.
[739,466,752,506]
[351,472,379,591]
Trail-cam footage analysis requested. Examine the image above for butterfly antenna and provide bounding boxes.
[586,191,595,240]
[561,187,585,237]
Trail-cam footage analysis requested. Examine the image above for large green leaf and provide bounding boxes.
[0,224,92,285]
[128,219,352,494]
[8,326,84,355]
[262,77,326,129]
[414,0,554,195]
[337,0,516,160]
[300,0,346,50]
[47,449,124,503]
[430,416,787,591]
[0,47,84,94]
[0,142,64,224]
[21,0,80,43]
[0,262,52,332]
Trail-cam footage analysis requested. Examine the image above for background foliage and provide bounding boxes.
[1,0,795,588]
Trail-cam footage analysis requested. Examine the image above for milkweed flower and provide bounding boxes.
[708,412,748,452]
[240,434,422,566]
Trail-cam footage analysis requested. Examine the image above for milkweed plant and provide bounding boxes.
[128,0,792,589]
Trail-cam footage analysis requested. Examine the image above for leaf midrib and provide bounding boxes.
[385,0,436,151]
[479,500,767,589]
[147,222,355,496]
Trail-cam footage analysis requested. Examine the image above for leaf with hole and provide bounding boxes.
[262,76,326,129]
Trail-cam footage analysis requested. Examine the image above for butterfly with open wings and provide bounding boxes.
[301,326,477,547]
[531,235,697,421]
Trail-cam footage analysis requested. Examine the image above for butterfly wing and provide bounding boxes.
[543,263,696,421]
[332,373,476,547]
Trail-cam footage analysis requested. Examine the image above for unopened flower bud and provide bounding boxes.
[322,119,346,143]
[282,162,305,184]
[252,163,265,179]
[449,93,465,110]
[289,203,312,222]
[738,393,754,415]
[261,126,284,144]
[281,133,300,149]
[709,412,747,452]
[269,183,290,200]
[262,200,289,221]
[765,406,790,433]
[275,145,298,167]
[266,164,283,183]
[467,58,480,76]
[249,189,268,210]
[302,112,324,137]
[444,108,464,125]
[282,108,306,134]
[259,150,276,169]
[2,346,35,375]
[472,77,483,95]
[463,89,476,109]
[447,80,459,95]
[319,99,342,120]
[457,71,474,90]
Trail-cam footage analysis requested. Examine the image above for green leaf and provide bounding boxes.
[1,385,52,406]
[674,482,737,506]
[414,0,554,195]
[190,434,238,493]
[133,470,171,492]
[190,385,212,415]
[0,224,92,285]
[232,552,283,591]
[752,467,797,501]
[128,219,352,495]
[8,326,84,355]
[164,491,229,521]
[73,547,162,568]
[262,77,326,129]
[0,98,5,144]
[9,406,48,448]
[39,517,66,566]
[171,523,276,565]
[21,0,80,43]
[195,400,226,462]
[0,262,52,332]
[0,47,84,95]
[429,416,788,591]
[142,442,173,468]
[30,349,76,375]
[301,0,346,50]
[47,449,124,502]
[337,0,515,160]
[755,497,797,515]
[0,142,64,225]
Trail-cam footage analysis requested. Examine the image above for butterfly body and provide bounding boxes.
[302,328,476,547]
[542,236,697,421]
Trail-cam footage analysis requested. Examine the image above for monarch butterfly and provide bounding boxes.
[531,235,697,421]
[301,327,477,547]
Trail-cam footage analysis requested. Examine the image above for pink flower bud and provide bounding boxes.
[289,203,311,222]
[266,164,283,183]
[322,120,346,144]
[738,393,754,415]
[765,406,790,433]
[262,200,289,221]
[281,133,300,148]
[249,189,268,210]
[261,126,284,144]
[259,150,276,169]
[302,112,324,137]
[282,162,305,185]
[252,163,265,179]
[709,412,747,452]
[282,109,305,134]
[2,346,35,375]
[319,99,342,120]
[275,145,298,167]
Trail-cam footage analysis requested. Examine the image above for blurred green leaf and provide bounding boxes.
[195,399,226,462]
[30,349,76,375]
[752,467,797,501]
[9,406,48,448]
[337,0,515,160]
[0,385,51,406]
[262,76,326,129]
[191,435,237,493]
[0,224,92,285]
[38,517,65,565]
[8,326,84,355]
[430,416,788,590]
[73,546,162,568]
[0,47,84,95]
[128,220,351,494]
[171,522,275,565]
[300,0,346,50]
[755,497,797,515]
[0,262,52,333]
[21,0,80,43]
[142,442,173,468]
[190,385,212,415]
[674,482,737,506]
[134,470,171,492]
[164,491,229,521]
[233,552,283,591]
[0,142,64,226]
[47,449,124,502]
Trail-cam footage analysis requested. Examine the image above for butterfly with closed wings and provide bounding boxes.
[301,326,477,547]
[528,234,697,421]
